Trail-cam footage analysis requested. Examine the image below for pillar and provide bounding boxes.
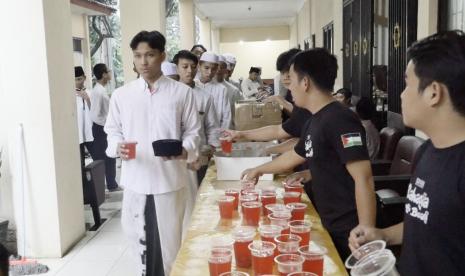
[179,0,195,50]
[199,17,212,50]
[0,0,85,257]
[120,0,166,83]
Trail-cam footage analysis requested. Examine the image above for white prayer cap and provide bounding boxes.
[223,53,236,65]
[217,55,227,64]
[161,61,178,76]
[200,52,219,63]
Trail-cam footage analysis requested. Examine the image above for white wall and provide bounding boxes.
[291,0,344,88]
[0,0,85,257]
[221,40,290,80]
[219,26,290,80]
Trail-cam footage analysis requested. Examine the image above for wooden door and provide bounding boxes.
[343,0,373,98]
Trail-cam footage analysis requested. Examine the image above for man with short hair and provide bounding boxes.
[334,87,353,108]
[105,30,200,275]
[90,63,119,191]
[355,97,380,160]
[216,55,241,124]
[173,49,219,232]
[74,66,95,184]
[223,53,241,91]
[241,67,262,99]
[196,52,232,129]
[349,31,465,276]
[242,48,376,260]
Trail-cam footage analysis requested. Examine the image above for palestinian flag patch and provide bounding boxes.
[341,133,363,148]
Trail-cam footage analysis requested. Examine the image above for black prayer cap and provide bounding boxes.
[74,66,85,77]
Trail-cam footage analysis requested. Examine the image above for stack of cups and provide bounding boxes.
[350,249,399,276]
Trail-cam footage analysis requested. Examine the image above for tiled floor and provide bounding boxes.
[26,191,138,276]
[24,159,139,276]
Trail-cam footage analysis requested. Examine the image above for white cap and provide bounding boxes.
[217,55,227,64]
[161,62,178,76]
[223,53,237,65]
[200,52,219,63]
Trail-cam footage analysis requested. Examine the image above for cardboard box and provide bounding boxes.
[235,101,282,131]
[214,142,276,180]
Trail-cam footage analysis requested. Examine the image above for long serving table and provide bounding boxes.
[171,163,348,276]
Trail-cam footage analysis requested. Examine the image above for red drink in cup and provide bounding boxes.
[209,248,232,276]
[248,241,276,275]
[274,234,301,255]
[286,203,307,221]
[289,220,312,246]
[260,191,277,215]
[240,194,258,213]
[242,201,262,227]
[218,196,235,219]
[232,226,255,268]
[122,141,137,159]
[283,182,304,195]
[274,254,305,276]
[225,189,240,210]
[258,224,282,257]
[219,137,232,154]
[268,211,292,234]
[283,192,301,205]
[298,245,327,276]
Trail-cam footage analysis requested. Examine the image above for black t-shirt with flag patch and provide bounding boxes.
[294,101,369,233]
[399,140,465,276]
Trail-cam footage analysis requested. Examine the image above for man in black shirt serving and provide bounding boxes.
[349,31,465,275]
[242,48,376,260]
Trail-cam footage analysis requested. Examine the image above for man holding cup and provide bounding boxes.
[104,30,200,276]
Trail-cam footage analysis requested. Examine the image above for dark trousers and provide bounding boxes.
[79,142,95,185]
[92,123,118,189]
[196,165,208,186]
[144,195,165,276]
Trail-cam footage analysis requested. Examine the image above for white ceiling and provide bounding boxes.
[194,0,305,28]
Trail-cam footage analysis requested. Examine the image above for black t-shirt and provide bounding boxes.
[294,101,369,233]
[400,140,465,276]
[282,106,312,138]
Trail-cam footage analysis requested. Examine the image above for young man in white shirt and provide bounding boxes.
[74,66,95,183]
[241,67,263,99]
[195,52,232,129]
[90,63,119,191]
[223,53,241,91]
[216,55,242,124]
[104,30,200,276]
[173,50,219,234]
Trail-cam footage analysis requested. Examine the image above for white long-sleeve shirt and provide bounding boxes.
[76,90,94,144]
[192,84,220,147]
[90,82,110,126]
[221,81,242,126]
[104,76,201,195]
[195,80,232,129]
[241,78,261,99]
